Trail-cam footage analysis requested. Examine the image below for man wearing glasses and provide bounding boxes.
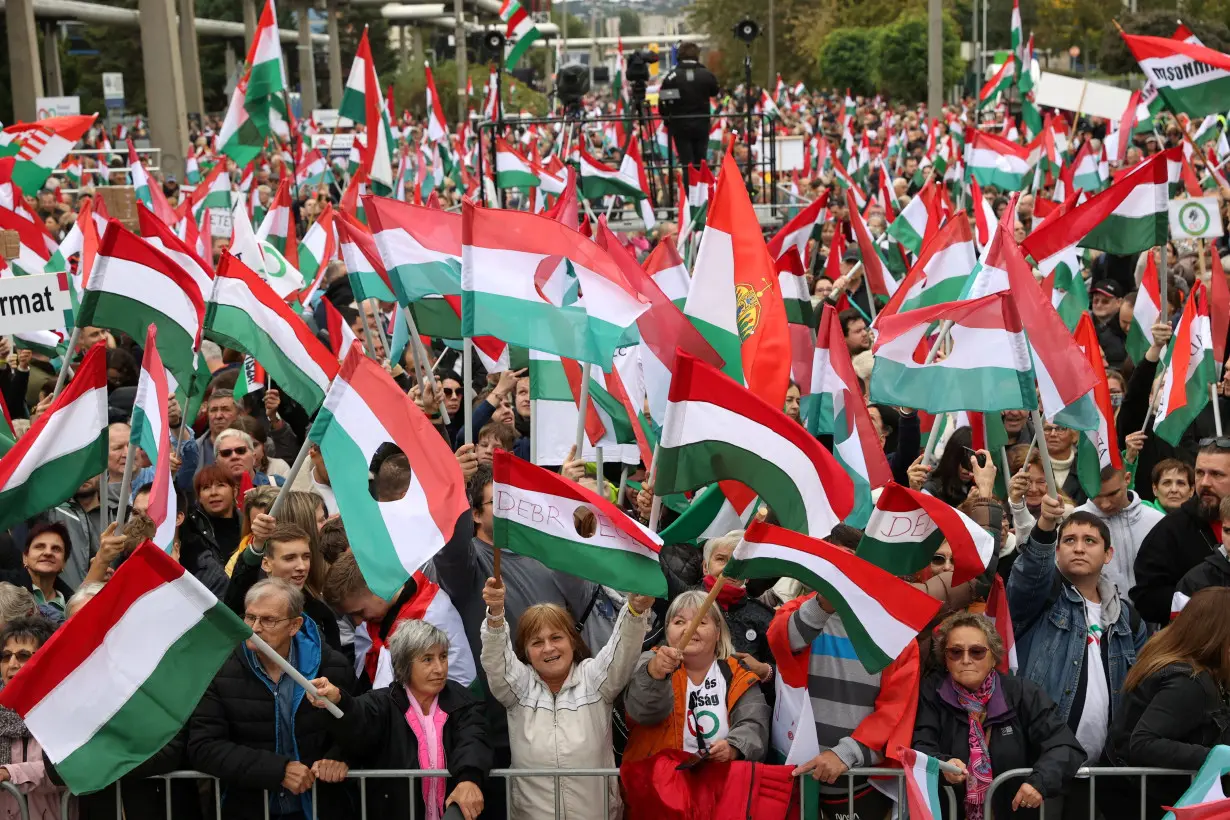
[1007,493,1146,782]
[1131,438,1230,624]
[188,578,354,819]
[214,428,285,489]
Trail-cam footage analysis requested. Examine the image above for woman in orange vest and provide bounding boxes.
[623,589,770,763]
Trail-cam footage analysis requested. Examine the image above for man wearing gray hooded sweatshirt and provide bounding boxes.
[1075,465,1164,596]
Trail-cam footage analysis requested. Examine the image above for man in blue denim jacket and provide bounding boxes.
[1007,492,1147,767]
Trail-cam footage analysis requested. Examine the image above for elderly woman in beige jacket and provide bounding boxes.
[480,578,652,820]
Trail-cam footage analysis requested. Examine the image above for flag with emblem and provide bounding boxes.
[0,115,97,194]
[1155,282,1216,446]
[1120,33,1230,118]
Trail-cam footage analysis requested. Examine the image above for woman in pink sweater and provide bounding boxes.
[0,616,68,820]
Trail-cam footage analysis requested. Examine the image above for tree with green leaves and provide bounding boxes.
[1097,10,1230,76]
[876,11,964,102]
[816,28,879,98]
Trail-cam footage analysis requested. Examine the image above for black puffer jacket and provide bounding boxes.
[329,680,492,818]
[1100,663,1230,819]
[913,671,1085,819]
[186,620,356,820]
[178,507,231,600]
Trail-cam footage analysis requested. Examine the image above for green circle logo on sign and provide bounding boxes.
[1178,201,1212,237]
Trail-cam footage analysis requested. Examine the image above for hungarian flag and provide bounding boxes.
[767,190,828,273]
[642,235,690,308]
[130,326,175,551]
[899,747,946,820]
[494,137,540,189]
[807,304,892,527]
[0,204,55,276]
[685,148,790,407]
[1023,147,1177,258]
[493,451,665,596]
[0,114,96,195]
[335,209,397,304]
[217,0,283,166]
[886,175,940,255]
[871,293,1036,414]
[657,483,751,547]
[295,148,332,188]
[255,177,300,274]
[128,140,176,226]
[655,351,854,537]
[77,221,205,388]
[499,0,542,69]
[339,27,395,190]
[856,482,995,584]
[423,61,449,144]
[1071,314,1124,499]
[578,139,650,205]
[205,253,339,413]
[1161,746,1230,819]
[560,355,644,466]
[136,207,213,306]
[190,161,232,223]
[1155,282,1216,446]
[592,220,722,426]
[460,201,648,368]
[1030,191,1085,331]
[1127,251,1163,365]
[1120,32,1230,118]
[0,343,107,532]
[725,521,940,673]
[298,202,337,305]
[365,194,461,308]
[880,210,977,318]
[968,130,1032,191]
[0,541,250,794]
[978,56,1016,108]
[845,191,894,308]
[529,349,608,466]
[321,298,359,361]
[773,252,814,390]
[309,343,468,599]
[233,354,266,399]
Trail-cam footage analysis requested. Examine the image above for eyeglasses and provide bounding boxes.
[243,614,294,629]
[0,651,33,664]
[945,645,989,662]
[441,387,460,397]
[1198,437,1230,449]
[218,446,249,458]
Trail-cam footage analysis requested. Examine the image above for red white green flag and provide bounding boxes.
[205,254,339,413]
[364,194,462,307]
[642,235,690,308]
[879,213,977,318]
[656,351,854,537]
[1072,314,1124,499]
[978,56,1016,108]
[0,343,108,532]
[310,343,468,599]
[0,115,96,195]
[255,176,300,274]
[1120,32,1230,118]
[968,130,1032,191]
[856,482,995,584]
[726,521,941,673]
[1159,746,1230,819]
[767,190,828,274]
[493,450,664,596]
[898,747,946,820]
[1155,282,1216,446]
[1127,251,1162,365]
[499,0,542,69]
[130,325,175,551]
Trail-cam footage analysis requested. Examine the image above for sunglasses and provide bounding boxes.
[946,645,989,662]
[441,387,460,397]
[1199,437,1230,449]
[930,554,952,567]
[217,446,249,458]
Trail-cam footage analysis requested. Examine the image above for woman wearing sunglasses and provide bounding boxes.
[913,611,1084,819]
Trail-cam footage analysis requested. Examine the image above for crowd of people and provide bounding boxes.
[3,59,1230,820]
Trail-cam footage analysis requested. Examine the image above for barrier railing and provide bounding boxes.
[55,765,962,820]
[985,766,1197,819]
[1,781,29,820]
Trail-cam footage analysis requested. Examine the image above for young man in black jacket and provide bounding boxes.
[1131,441,1230,623]
[188,578,355,820]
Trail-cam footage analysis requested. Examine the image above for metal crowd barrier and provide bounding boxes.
[985,766,1197,819]
[0,781,29,820]
[53,765,962,820]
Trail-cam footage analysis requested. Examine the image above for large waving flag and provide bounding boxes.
[870,293,1036,414]
[685,149,791,408]
[726,521,940,673]
[335,209,397,304]
[493,451,665,596]
[499,0,542,69]
[886,175,940,255]
[0,114,96,195]
[767,190,828,272]
[136,207,213,308]
[807,304,892,527]
[978,56,1016,109]
[217,0,283,165]
[205,254,339,413]
[968,130,1032,191]
[77,221,205,388]
[1022,147,1177,258]
[0,343,107,532]
[310,343,468,599]
[1120,33,1230,118]
[1072,314,1124,498]
[494,138,540,189]
[880,213,977,318]
[461,201,648,368]
[655,351,854,537]
[1155,282,1216,446]
[339,27,394,190]
[0,541,250,795]
[130,326,175,551]
[365,195,461,307]
[857,482,995,584]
